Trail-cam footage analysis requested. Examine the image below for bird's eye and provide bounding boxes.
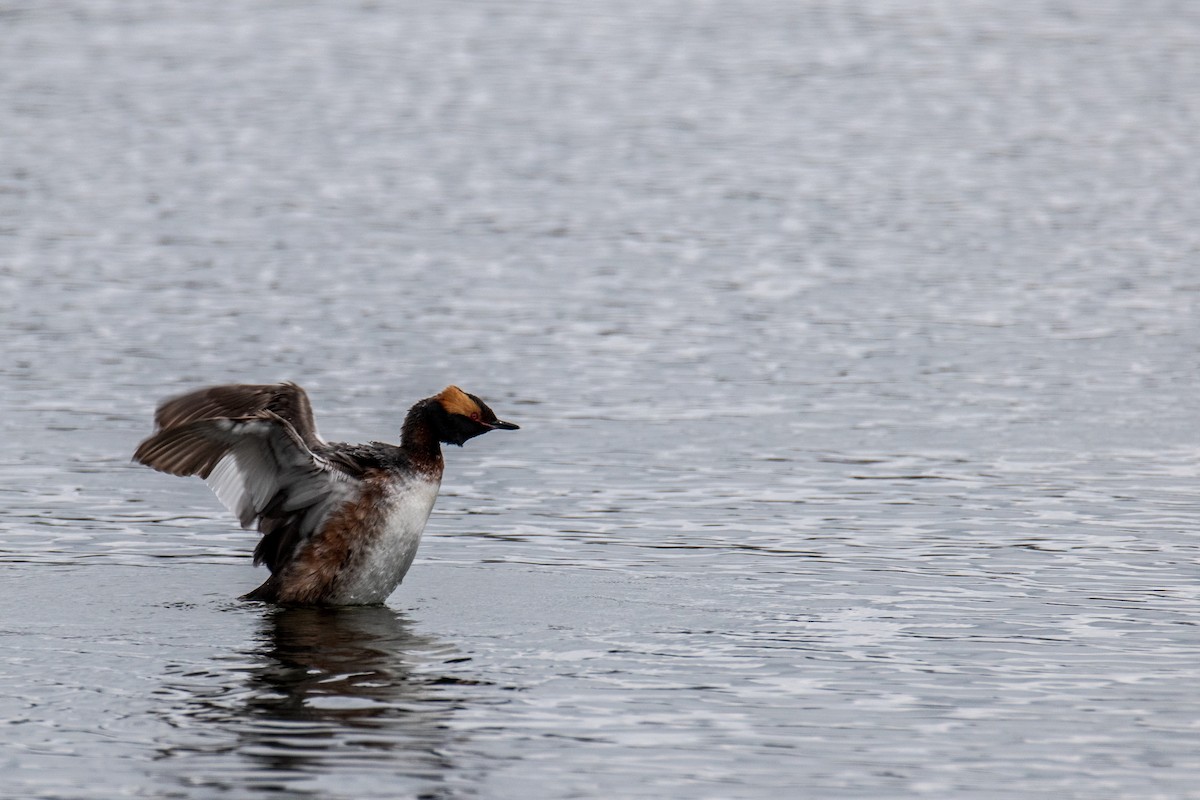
[470,412,480,421]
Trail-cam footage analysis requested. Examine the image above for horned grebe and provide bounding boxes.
[133,382,518,606]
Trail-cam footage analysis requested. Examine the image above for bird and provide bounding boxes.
[133,382,518,606]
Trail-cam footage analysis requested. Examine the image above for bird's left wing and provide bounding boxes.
[134,410,360,572]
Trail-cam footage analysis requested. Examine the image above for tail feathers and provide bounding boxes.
[241,574,282,603]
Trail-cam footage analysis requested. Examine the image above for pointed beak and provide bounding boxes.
[488,419,519,430]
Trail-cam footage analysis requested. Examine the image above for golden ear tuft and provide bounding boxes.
[435,385,481,417]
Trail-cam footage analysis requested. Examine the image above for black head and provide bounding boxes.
[430,386,519,446]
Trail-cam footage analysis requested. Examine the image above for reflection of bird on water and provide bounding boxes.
[157,606,474,791]
[249,605,453,726]
[133,381,519,605]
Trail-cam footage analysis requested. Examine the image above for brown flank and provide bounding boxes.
[266,472,389,605]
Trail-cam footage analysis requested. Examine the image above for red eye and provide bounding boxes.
[470,412,480,421]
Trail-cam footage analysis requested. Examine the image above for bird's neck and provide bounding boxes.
[400,399,445,477]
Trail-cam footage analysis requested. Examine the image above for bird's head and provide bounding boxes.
[430,385,519,446]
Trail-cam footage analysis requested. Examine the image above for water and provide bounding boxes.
[3,1,1200,797]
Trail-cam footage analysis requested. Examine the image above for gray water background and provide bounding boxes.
[3,1,1200,797]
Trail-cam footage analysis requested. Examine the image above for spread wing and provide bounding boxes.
[134,384,359,573]
[151,382,325,449]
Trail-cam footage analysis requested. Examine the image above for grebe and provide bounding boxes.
[133,382,518,605]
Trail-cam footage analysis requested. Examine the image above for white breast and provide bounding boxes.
[331,476,441,605]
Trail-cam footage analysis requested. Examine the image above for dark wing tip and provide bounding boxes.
[133,421,233,478]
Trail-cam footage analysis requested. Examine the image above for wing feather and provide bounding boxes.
[134,406,357,572]
[152,382,325,447]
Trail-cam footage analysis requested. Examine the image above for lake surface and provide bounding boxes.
[3,1,1200,797]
